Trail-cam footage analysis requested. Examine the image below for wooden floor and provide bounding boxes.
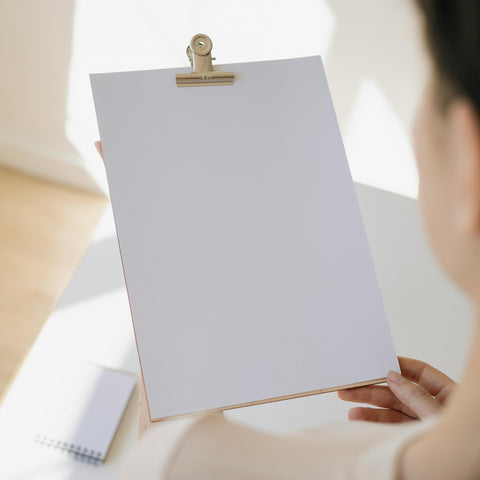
[0,167,106,401]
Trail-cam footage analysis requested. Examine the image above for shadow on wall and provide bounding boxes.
[322,0,426,198]
[0,0,101,192]
[324,0,427,132]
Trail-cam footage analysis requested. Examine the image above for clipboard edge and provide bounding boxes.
[149,377,388,423]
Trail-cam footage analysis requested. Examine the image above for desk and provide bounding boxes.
[0,184,472,479]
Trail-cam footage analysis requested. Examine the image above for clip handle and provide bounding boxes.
[176,34,234,87]
[188,34,214,74]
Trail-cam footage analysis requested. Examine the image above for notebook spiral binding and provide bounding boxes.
[34,433,103,465]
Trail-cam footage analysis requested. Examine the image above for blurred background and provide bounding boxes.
[0,1,473,479]
[0,0,425,197]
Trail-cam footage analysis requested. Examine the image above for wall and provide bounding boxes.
[0,0,427,196]
[0,0,102,192]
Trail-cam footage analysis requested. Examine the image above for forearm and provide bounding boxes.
[168,414,325,480]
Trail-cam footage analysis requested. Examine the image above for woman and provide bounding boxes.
[104,0,480,477]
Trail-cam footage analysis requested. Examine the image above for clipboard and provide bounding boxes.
[90,34,399,422]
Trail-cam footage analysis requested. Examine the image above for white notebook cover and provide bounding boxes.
[91,55,399,421]
[34,361,136,464]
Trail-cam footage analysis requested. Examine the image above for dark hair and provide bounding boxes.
[415,0,480,114]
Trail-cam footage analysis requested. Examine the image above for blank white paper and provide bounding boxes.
[91,55,398,421]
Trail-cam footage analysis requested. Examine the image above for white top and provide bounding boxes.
[120,414,437,479]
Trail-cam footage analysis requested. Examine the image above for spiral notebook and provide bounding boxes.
[33,361,136,465]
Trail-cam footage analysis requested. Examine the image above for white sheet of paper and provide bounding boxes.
[91,55,398,421]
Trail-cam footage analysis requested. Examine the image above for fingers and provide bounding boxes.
[387,370,442,420]
[138,375,152,439]
[338,357,453,424]
[398,357,457,405]
[348,407,414,423]
[94,140,104,160]
[338,385,417,418]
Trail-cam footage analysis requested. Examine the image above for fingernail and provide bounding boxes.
[348,408,363,421]
[388,371,402,384]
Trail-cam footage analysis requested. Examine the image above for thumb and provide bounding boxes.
[387,371,441,420]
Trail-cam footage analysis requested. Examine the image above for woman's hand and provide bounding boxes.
[338,356,457,423]
[138,374,181,439]
[95,140,103,160]
[138,375,155,438]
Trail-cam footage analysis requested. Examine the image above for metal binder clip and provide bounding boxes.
[176,34,234,87]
